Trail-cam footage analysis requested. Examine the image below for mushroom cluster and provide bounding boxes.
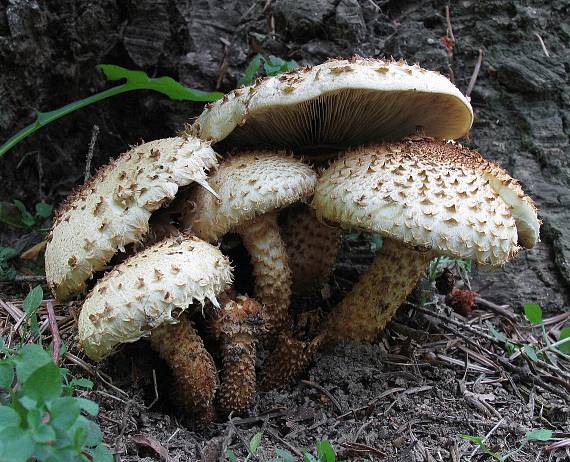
[45,56,540,421]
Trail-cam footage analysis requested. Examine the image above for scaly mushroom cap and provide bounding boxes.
[46,136,218,301]
[189,56,473,151]
[78,235,233,361]
[183,151,317,241]
[312,138,540,266]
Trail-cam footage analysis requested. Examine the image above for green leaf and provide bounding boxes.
[1,65,223,158]
[226,449,238,462]
[70,378,93,390]
[22,286,43,314]
[35,202,53,219]
[0,247,18,261]
[90,444,113,462]
[97,64,223,102]
[523,344,539,362]
[15,344,52,382]
[48,397,80,432]
[303,453,318,462]
[525,429,553,441]
[558,327,570,354]
[249,431,263,454]
[523,304,543,325]
[0,406,20,429]
[238,54,264,87]
[263,56,298,76]
[12,200,35,227]
[76,397,99,416]
[0,363,14,389]
[462,435,483,444]
[27,408,42,428]
[316,440,336,462]
[275,449,295,462]
[0,426,35,462]
[33,424,56,443]
[22,362,62,403]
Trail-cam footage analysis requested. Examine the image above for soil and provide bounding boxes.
[1,0,570,461]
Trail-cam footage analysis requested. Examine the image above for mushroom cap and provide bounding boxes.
[312,138,540,266]
[78,235,233,361]
[190,56,473,151]
[183,151,317,241]
[45,136,218,301]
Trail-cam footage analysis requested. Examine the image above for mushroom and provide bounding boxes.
[78,235,233,419]
[45,136,218,301]
[211,295,263,415]
[189,57,473,152]
[280,204,342,295]
[312,138,540,342]
[182,151,317,334]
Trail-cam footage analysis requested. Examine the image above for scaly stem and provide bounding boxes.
[150,317,218,422]
[239,211,292,334]
[324,238,434,343]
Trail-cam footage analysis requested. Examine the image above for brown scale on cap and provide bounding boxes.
[280,204,342,295]
[260,332,324,391]
[211,295,263,415]
[151,316,219,422]
[312,138,540,343]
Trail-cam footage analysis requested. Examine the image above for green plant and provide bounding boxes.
[0,341,112,462]
[427,256,472,284]
[0,65,224,158]
[225,434,340,462]
[463,429,553,461]
[238,55,298,87]
[0,200,53,230]
[0,247,18,281]
[523,303,570,360]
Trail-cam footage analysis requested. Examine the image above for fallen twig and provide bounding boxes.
[84,124,99,182]
[46,300,61,364]
[466,49,484,98]
[301,379,343,415]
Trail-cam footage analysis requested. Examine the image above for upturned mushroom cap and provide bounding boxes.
[183,152,317,241]
[189,56,473,151]
[45,136,218,301]
[78,235,233,361]
[312,138,540,266]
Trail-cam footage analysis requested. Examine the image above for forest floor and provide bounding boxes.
[1,236,569,461]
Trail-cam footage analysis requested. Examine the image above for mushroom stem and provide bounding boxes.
[213,296,263,415]
[150,317,218,422]
[323,238,434,343]
[281,204,342,295]
[260,332,324,391]
[239,211,292,334]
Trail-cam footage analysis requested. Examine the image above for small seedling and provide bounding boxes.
[238,54,298,87]
[0,200,53,230]
[0,247,18,281]
[523,303,570,360]
[463,429,553,461]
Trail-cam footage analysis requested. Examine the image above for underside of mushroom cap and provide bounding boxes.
[189,56,473,151]
[78,235,233,362]
[183,151,317,241]
[45,136,218,301]
[312,138,540,266]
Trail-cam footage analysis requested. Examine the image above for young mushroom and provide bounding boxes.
[182,152,317,334]
[78,235,233,420]
[189,56,473,152]
[211,295,263,415]
[45,136,218,301]
[312,138,540,342]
